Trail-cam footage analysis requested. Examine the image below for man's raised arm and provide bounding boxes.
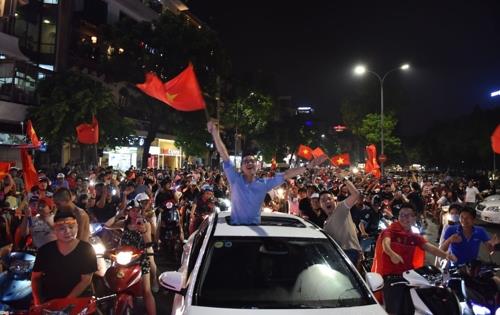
[207,120,230,162]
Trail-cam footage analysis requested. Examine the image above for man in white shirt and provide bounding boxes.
[464,180,482,207]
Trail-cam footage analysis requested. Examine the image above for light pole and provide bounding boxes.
[353,63,410,175]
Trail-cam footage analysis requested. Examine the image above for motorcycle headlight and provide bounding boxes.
[92,242,106,256]
[115,251,134,265]
[471,303,491,315]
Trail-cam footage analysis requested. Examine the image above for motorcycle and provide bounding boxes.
[157,200,183,263]
[103,246,152,315]
[445,260,500,315]
[29,295,115,315]
[0,251,35,313]
[388,264,461,315]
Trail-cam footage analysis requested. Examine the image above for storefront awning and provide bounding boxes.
[0,32,30,62]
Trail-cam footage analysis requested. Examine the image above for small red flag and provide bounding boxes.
[297,144,313,160]
[20,148,38,192]
[76,116,99,144]
[26,120,41,147]
[331,153,351,166]
[136,63,206,111]
[312,147,326,159]
[491,124,500,154]
[365,144,381,178]
[0,162,10,180]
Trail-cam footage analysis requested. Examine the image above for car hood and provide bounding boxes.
[479,200,500,207]
[186,304,386,315]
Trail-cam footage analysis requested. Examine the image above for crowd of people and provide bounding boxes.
[0,123,498,314]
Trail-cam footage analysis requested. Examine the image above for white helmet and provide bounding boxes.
[135,192,150,202]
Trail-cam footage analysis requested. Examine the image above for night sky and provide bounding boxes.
[187,0,500,134]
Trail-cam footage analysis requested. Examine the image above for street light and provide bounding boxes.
[353,63,410,175]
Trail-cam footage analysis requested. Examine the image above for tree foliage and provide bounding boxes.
[99,11,230,166]
[31,71,134,148]
[357,112,401,156]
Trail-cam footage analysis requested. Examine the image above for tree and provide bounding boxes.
[100,12,230,167]
[31,71,134,165]
[357,112,401,159]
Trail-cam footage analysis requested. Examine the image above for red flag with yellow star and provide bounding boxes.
[491,124,500,154]
[26,120,41,147]
[365,144,381,178]
[0,162,10,180]
[76,116,99,144]
[331,153,350,166]
[297,144,313,160]
[136,63,206,111]
[312,147,326,159]
[20,148,38,192]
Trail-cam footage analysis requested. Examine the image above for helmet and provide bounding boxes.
[134,193,150,202]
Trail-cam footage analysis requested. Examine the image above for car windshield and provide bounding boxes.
[194,237,374,309]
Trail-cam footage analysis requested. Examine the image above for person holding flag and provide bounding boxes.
[207,120,327,225]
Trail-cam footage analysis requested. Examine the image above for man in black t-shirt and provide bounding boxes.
[31,211,97,305]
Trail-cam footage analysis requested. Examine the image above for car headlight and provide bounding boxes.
[115,251,134,265]
[471,303,491,315]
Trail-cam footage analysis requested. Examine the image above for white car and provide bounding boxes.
[159,211,386,315]
[476,194,500,224]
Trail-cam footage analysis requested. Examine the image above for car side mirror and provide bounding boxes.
[159,271,186,295]
[365,272,384,292]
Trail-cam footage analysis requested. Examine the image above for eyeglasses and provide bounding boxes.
[242,158,256,164]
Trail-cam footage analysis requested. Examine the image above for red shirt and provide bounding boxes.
[378,228,427,276]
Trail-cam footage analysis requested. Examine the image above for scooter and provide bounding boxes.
[0,251,36,313]
[446,260,500,315]
[389,265,461,315]
[29,295,115,315]
[158,200,183,263]
[103,245,152,315]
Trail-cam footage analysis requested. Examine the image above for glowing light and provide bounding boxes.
[92,243,105,255]
[116,251,133,265]
[354,65,366,75]
[118,48,124,54]
[43,19,51,24]
[401,64,410,70]
[352,167,359,174]
[90,36,97,44]
[491,90,500,97]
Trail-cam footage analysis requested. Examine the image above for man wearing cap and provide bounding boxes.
[207,120,327,225]
[31,211,97,306]
[52,173,69,190]
[18,196,57,249]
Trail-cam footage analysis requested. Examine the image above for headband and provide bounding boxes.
[54,218,77,226]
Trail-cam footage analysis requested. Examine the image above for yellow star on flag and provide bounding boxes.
[336,157,344,165]
[303,150,309,154]
[166,92,178,103]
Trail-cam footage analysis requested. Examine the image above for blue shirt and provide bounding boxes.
[223,160,284,225]
[443,224,490,265]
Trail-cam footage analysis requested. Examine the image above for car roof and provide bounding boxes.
[213,212,328,239]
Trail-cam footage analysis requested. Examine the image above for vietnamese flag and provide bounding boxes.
[76,116,99,144]
[331,153,350,167]
[491,124,500,154]
[20,149,38,192]
[26,120,41,147]
[136,63,206,111]
[0,162,10,180]
[312,147,326,159]
[365,144,381,178]
[297,144,313,160]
